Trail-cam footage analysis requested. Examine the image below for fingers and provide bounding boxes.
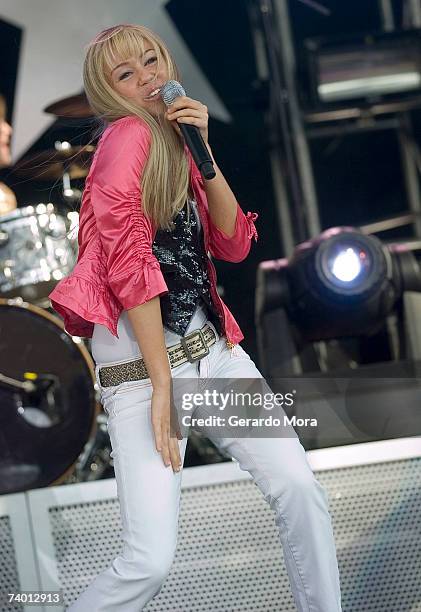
[169,435,182,472]
[165,108,207,127]
[165,100,209,142]
[153,421,182,473]
[152,398,183,474]
[167,96,206,113]
[160,422,182,472]
[165,96,208,128]
[166,113,207,129]
[166,108,206,120]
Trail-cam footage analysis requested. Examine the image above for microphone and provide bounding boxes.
[160,80,216,180]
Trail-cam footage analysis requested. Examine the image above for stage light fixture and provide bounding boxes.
[256,227,421,343]
[312,230,388,299]
[303,29,421,109]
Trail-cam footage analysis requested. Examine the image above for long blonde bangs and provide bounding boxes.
[83,24,190,231]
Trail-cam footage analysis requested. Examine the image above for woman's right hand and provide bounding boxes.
[125,298,183,473]
[151,384,183,473]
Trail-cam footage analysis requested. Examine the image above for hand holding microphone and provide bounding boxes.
[160,80,216,180]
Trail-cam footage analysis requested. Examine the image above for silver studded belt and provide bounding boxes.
[98,323,217,388]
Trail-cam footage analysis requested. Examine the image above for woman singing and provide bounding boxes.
[49,24,342,612]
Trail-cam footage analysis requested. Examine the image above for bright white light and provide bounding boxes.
[36,203,47,214]
[38,214,49,228]
[319,72,421,102]
[331,248,362,282]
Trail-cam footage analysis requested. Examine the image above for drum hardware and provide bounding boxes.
[54,140,86,203]
[1,370,63,428]
[72,413,114,482]
[0,227,9,246]
[0,372,36,393]
[0,298,100,494]
[0,203,78,301]
[10,143,95,182]
[32,296,55,310]
[62,170,83,203]
[0,99,110,485]
[2,143,86,302]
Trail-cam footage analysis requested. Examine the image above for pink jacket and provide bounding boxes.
[49,116,259,346]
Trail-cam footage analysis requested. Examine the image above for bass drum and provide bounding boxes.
[0,298,99,494]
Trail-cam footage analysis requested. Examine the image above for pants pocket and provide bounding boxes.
[99,379,152,416]
[112,379,153,396]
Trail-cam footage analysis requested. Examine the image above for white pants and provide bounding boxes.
[68,304,342,611]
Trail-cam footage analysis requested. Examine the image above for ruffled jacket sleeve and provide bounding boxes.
[89,116,168,310]
[189,161,259,264]
[208,204,259,263]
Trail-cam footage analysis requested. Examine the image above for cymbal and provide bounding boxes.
[44,92,94,118]
[11,145,95,181]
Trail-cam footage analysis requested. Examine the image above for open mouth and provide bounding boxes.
[144,87,162,101]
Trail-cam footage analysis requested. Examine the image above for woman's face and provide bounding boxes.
[109,41,169,115]
[0,118,12,168]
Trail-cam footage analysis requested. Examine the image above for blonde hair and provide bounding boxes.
[83,24,190,231]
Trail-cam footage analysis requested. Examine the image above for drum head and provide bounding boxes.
[0,299,98,493]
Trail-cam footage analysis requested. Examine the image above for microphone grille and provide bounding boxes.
[160,80,186,106]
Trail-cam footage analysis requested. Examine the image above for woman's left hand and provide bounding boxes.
[165,96,208,145]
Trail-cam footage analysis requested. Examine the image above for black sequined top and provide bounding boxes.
[151,199,223,337]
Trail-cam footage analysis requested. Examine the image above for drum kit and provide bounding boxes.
[0,93,109,494]
[0,93,225,495]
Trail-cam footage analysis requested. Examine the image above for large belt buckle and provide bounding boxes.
[180,329,210,363]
